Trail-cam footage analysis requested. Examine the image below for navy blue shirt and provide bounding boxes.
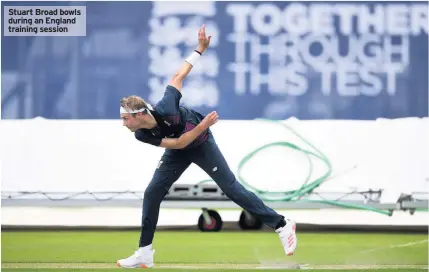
[135,85,210,148]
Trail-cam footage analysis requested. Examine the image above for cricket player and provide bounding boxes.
[117,24,297,268]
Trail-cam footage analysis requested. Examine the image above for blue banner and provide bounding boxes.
[2,1,428,119]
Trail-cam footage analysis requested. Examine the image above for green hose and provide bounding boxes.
[197,118,424,216]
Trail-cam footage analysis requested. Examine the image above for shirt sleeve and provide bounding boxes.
[135,130,162,147]
[154,85,182,116]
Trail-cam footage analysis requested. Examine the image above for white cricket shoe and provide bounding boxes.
[276,219,297,256]
[116,245,155,268]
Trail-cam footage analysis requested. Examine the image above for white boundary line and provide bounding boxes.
[358,239,428,254]
[2,263,429,270]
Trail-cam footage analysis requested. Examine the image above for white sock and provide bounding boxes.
[139,244,152,251]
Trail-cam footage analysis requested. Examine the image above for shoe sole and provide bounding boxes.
[116,250,155,268]
[116,261,153,268]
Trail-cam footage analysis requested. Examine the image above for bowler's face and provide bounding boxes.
[121,113,139,132]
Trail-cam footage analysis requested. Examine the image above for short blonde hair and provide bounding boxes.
[120,95,147,111]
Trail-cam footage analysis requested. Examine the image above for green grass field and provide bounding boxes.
[2,230,428,271]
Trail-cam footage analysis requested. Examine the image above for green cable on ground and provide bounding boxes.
[197,118,419,216]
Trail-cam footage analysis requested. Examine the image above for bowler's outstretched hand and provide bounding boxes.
[197,24,212,54]
[200,111,219,129]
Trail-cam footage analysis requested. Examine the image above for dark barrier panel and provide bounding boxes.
[2,1,428,120]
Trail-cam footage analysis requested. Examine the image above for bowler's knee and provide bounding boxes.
[143,181,166,203]
[221,178,247,200]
